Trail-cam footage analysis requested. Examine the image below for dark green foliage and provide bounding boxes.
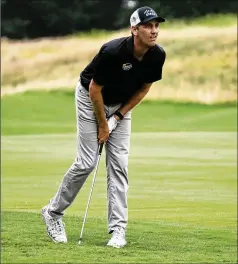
[1,0,237,39]
[1,0,122,38]
[138,0,238,18]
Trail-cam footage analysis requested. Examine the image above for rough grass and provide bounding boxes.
[1,14,237,103]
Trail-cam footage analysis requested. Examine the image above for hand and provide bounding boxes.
[98,123,109,144]
[107,115,118,134]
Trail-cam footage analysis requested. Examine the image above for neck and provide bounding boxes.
[133,36,149,61]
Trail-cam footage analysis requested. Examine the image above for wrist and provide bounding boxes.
[114,111,124,120]
[113,114,120,121]
[99,119,108,127]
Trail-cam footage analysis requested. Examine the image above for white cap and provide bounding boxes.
[130,6,165,27]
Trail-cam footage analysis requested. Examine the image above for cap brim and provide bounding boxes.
[141,16,165,24]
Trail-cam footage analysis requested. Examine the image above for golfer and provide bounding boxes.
[42,6,166,248]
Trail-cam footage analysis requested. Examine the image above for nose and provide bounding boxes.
[151,25,158,34]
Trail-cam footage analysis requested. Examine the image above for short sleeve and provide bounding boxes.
[143,49,166,83]
[92,49,113,86]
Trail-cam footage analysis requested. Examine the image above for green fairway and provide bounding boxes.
[2,132,237,263]
[1,91,237,135]
[1,92,237,263]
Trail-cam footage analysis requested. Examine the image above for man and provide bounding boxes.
[42,6,166,248]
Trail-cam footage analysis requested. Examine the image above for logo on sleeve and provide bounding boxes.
[122,63,132,71]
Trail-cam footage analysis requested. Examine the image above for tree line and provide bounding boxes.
[1,0,237,39]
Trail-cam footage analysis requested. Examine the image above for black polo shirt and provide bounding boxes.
[80,36,166,105]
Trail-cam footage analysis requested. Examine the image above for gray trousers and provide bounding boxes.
[48,81,131,233]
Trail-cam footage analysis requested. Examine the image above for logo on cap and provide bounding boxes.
[131,17,137,23]
[144,9,157,17]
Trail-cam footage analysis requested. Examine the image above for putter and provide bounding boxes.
[78,143,104,245]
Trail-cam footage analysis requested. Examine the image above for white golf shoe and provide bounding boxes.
[41,206,67,243]
[107,227,127,248]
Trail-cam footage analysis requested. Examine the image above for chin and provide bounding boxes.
[147,42,156,48]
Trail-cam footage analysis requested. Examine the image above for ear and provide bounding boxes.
[131,26,138,36]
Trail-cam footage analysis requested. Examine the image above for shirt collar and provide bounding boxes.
[126,35,154,61]
[126,36,134,56]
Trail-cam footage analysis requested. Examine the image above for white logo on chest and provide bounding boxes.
[122,63,132,71]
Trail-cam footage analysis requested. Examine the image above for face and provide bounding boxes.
[133,20,159,48]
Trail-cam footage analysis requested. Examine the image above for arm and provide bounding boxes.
[115,83,153,120]
[89,79,109,144]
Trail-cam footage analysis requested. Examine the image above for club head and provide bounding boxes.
[78,240,82,245]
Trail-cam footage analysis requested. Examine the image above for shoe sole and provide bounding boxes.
[107,242,127,248]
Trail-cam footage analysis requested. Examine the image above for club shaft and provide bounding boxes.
[79,144,103,241]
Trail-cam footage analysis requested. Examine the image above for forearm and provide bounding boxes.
[119,84,151,116]
[89,80,107,126]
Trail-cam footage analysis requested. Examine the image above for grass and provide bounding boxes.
[72,14,237,36]
[2,132,237,263]
[1,91,237,135]
[1,14,237,103]
[162,13,237,28]
[1,91,237,263]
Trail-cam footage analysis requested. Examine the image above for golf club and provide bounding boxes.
[78,143,104,245]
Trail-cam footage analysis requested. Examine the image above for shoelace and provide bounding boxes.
[48,218,65,236]
[113,228,125,239]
